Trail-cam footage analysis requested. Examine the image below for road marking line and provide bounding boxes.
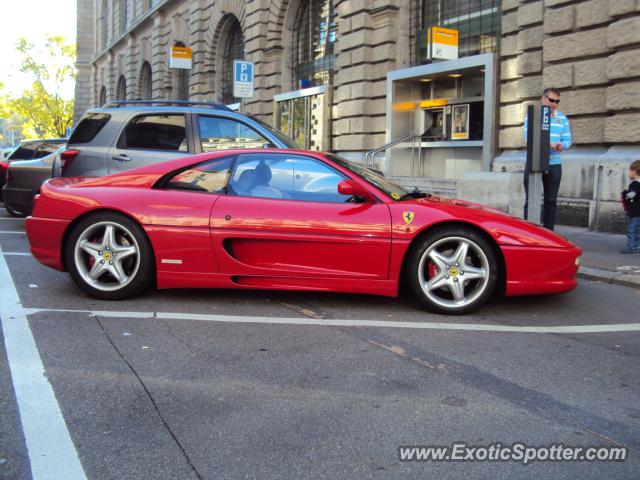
[3,252,31,256]
[0,217,25,221]
[0,246,87,479]
[0,230,25,234]
[22,307,640,334]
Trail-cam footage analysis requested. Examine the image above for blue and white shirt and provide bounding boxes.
[523,110,572,165]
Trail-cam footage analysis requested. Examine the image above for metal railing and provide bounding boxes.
[364,134,418,169]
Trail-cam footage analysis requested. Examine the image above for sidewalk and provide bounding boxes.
[556,225,640,289]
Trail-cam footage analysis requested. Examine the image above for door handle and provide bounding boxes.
[112,154,132,162]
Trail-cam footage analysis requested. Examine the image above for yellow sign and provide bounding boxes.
[402,211,415,225]
[427,27,459,60]
[392,102,418,112]
[420,98,448,109]
[170,46,193,69]
[391,192,401,200]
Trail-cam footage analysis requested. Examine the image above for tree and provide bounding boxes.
[0,36,76,138]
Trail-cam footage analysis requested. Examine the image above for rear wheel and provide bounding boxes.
[407,226,498,315]
[64,212,154,300]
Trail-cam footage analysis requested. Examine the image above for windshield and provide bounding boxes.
[248,116,299,149]
[327,154,411,200]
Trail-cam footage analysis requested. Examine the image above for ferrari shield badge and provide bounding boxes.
[402,211,415,225]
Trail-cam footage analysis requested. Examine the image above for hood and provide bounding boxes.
[399,195,577,249]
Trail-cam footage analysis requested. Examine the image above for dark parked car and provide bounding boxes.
[60,100,297,178]
[0,139,66,204]
[3,146,65,217]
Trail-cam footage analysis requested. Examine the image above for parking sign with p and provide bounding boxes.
[233,60,254,98]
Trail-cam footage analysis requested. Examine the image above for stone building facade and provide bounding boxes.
[74,0,640,230]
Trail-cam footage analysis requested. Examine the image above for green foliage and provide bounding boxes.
[0,36,76,139]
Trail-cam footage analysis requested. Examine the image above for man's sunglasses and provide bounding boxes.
[545,95,560,104]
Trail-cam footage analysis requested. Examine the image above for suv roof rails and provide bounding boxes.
[101,100,233,111]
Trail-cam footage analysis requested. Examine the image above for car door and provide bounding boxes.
[210,152,392,279]
[106,112,193,174]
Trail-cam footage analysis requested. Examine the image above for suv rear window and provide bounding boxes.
[68,113,111,144]
[118,114,188,151]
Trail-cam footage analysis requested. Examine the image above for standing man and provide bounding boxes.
[523,87,572,230]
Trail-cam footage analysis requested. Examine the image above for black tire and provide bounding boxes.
[5,205,27,218]
[64,212,155,300]
[406,226,499,315]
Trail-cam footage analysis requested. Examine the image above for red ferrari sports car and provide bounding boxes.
[26,149,581,314]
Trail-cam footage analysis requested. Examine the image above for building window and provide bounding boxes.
[99,86,107,106]
[292,0,337,88]
[118,0,128,33]
[173,42,190,101]
[139,62,152,100]
[101,0,109,48]
[418,0,500,62]
[220,16,245,105]
[116,75,127,100]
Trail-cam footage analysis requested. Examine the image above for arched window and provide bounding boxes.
[220,16,245,105]
[101,0,110,48]
[116,75,127,100]
[139,62,152,100]
[99,86,107,106]
[173,42,190,101]
[293,0,336,88]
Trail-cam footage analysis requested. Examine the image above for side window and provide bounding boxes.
[68,113,111,144]
[198,116,270,151]
[228,154,348,203]
[292,157,346,203]
[119,114,188,151]
[165,156,234,194]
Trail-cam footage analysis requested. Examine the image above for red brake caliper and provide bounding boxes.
[428,261,437,280]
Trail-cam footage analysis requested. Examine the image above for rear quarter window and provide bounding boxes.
[68,113,111,144]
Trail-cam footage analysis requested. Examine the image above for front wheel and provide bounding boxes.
[64,212,155,300]
[407,227,499,315]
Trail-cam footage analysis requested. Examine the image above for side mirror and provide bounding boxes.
[338,179,373,202]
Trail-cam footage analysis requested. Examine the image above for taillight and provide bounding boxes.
[60,149,81,176]
[0,161,8,170]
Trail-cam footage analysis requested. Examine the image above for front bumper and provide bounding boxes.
[502,245,582,296]
[25,216,69,271]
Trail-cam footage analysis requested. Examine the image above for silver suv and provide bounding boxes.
[59,100,297,177]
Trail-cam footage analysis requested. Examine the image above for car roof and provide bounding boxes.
[86,106,246,118]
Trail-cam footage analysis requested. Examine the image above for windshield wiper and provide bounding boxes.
[397,187,431,201]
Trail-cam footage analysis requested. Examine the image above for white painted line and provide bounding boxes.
[0,230,25,234]
[0,246,87,479]
[3,251,31,256]
[22,307,640,334]
[0,217,26,221]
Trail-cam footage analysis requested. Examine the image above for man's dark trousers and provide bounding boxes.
[524,164,562,230]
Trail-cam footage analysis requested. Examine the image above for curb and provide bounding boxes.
[578,266,640,290]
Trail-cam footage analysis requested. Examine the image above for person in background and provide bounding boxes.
[523,87,572,231]
[621,160,640,254]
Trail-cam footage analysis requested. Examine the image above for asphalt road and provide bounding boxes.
[0,207,639,480]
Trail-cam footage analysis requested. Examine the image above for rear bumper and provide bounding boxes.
[503,245,581,296]
[25,216,69,271]
[3,186,35,214]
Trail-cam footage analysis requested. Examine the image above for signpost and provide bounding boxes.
[525,104,551,225]
[233,60,254,99]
